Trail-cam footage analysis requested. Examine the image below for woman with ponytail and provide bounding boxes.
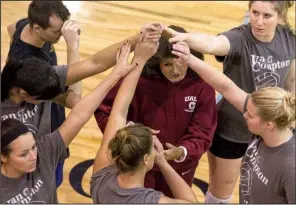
[91,32,197,204]
[171,41,295,203]
[165,1,295,203]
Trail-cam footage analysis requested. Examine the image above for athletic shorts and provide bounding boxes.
[209,133,249,159]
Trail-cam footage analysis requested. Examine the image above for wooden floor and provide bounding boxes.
[1,1,295,203]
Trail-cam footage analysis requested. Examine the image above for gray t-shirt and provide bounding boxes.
[239,133,295,203]
[215,24,295,142]
[1,65,68,139]
[1,130,68,204]
[90,166,163,203]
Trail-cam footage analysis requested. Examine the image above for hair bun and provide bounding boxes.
[285,92,295,106]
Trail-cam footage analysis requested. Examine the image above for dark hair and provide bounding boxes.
[1,57,61,101]
[28,0,70,29]
[108,124,153,173]
[142,25,204,78]
[249,1,295,35]
[1,119,25,158]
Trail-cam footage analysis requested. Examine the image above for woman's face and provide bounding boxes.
[159,57,188,83]
[243,98,266,135]
[249,1,280,40]
[1,132,38,174]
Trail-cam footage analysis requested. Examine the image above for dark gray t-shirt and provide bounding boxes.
[90,166,163,203]
[215,24,295,142]
[1,65,68,139]
[239,133,295,203]
[1,130,68,204]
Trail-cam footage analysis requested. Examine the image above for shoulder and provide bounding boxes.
[90,165,118,191]
[276,24,296,45]
[91,165,118,183]
[220,24,250,38]
[16,18,29,29]
[37,129,64,150]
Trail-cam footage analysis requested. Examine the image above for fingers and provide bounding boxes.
[62,20,81,35]
[149,128,160,134]
[125,63,137,73]
[162,27,177,39]
[171,50,188,60]
[165,142,176,149]
[153,135,164,152]
[117,40,131,61]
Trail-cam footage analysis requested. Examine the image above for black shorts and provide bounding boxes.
[209,134,249,159]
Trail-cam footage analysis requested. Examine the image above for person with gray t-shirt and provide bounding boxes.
[171,42,295,203]
[1,40,138,203]
[1,22,155,139]
[1,63,68,139]
[165,1,295,203]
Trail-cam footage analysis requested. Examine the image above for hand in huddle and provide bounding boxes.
[164,143,183,161]
[140,23,163,42]
[171,41,192,65]
[153,135,168,166]
[112,41,137,78]
[134,33,160,63]
[163,26,187,44]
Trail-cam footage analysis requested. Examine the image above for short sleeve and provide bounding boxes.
[37,130,67,168]
[215,25,246,63]
[52,65,68,93]
[16,18,29,29]
[143,190,163,204]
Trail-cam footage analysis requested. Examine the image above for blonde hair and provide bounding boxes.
[108,124,153,172]
[251,87,295,129]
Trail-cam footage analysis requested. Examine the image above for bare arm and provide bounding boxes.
[153,137,197,204]
[284,59,295,93]
[65,24,162,86]
[172,42,248,113]
[54,20,82,108]
[93,39,157,173]
[7,23,16,39]
[58,43,136,147]
[163,26,230,56]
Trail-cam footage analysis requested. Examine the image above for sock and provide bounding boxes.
[205,191,232,204]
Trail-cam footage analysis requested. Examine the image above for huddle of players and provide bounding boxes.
[1,1,295,204]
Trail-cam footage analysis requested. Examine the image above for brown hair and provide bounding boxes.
[248,1,295,34]
[28,0,70,29]
[108,124,153,172]
[251,87,295,129]
[1,119,25,159]
[142,25,204,78]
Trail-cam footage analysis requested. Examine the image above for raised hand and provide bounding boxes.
[62,20,81,50]
[111,41,137,78]
[140,23,163,42]
[134,34,160,63]
[171,42,191,64]
[163,26,187,44]
[153,135,167,165]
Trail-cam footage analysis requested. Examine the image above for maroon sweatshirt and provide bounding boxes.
[94,73,217,170]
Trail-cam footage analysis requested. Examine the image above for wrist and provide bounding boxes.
[157,159,169,169]
[132,56,147,66]
[109,71,121,82]
[174,146,187,163]
[67,44,79,52]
